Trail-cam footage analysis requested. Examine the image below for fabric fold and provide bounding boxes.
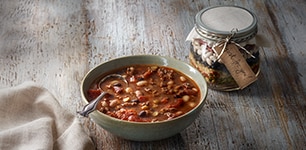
[0,82,95,150]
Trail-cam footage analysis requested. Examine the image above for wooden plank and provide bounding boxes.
[0,0,88,113]
[0,0,305,149]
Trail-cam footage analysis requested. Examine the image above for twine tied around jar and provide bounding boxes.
[213,28,256,62]
[211,28,258,89]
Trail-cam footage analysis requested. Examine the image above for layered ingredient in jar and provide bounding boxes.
[189,38,260,91]
[86,65,200,122]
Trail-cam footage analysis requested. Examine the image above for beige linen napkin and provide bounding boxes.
[0,82,95,150]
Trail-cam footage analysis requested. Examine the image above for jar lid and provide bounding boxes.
[195,5,257,43]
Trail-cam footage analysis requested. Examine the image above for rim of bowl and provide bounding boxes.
[80,55,208,125]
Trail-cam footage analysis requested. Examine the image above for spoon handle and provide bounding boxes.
[77,92,108,117]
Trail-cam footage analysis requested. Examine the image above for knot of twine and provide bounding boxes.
[213,28,255,61]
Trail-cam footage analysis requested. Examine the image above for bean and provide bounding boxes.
[135,90,142,97]
[201,54,206,62]
[150,66,158,71]
[209,55,217,62]
[123,97,130,102]
[194,46,200,53]
[129,76,137,83]
[101,101,108,107]
[153,99,160,104]
[141,105,149,110]
[126,67,135,75]
[99,107,107,112]
[109,99,119,107]
[197,48,202,55]
[180,76,187,82]
[136,80,148,86]
[193,39,200,47]
[152,111,159,117]
[139,110,147,117]
[115,105,121,110]
[152,103,158,108]
[131,99,140,103]
[200,44,207,54]
[206,58,212,66]
[193,42,199,50]
[175,111,183,116]
[167,80,174,85]
[204,51,213,59]
[128,115,138,121]
[192,87,198,92]
[188,102,196,108]
[125,87,133,93]
[182,95,190,102]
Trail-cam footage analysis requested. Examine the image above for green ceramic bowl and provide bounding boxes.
[80,55,208,141]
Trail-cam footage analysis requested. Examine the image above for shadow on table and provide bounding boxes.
[224,55,305,99]
[128,134,187,150]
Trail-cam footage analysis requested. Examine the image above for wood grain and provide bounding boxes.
[0,0,305,149]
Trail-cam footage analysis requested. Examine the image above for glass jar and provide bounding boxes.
[187,6,260,91]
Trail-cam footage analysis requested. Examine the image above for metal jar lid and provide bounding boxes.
[195,5,257,43]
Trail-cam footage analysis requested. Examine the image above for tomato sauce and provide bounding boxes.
[87,65,200,122]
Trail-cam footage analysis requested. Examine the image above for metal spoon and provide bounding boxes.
[77,74,128,117]
[77,91,109,117]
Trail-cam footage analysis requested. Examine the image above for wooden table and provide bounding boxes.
[1,0,305,149]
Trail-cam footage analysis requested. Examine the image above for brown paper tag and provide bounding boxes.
[214,43,257,89]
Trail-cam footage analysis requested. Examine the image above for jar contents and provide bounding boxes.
[189,38,260,91]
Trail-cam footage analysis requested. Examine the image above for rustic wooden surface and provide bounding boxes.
[0,0,305,149]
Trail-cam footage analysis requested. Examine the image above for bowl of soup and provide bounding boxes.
[80,55,208,141]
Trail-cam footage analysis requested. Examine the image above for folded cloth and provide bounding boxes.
[0,82,95,150]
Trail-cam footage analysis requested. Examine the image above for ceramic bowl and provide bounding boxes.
[80,55,208,141]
